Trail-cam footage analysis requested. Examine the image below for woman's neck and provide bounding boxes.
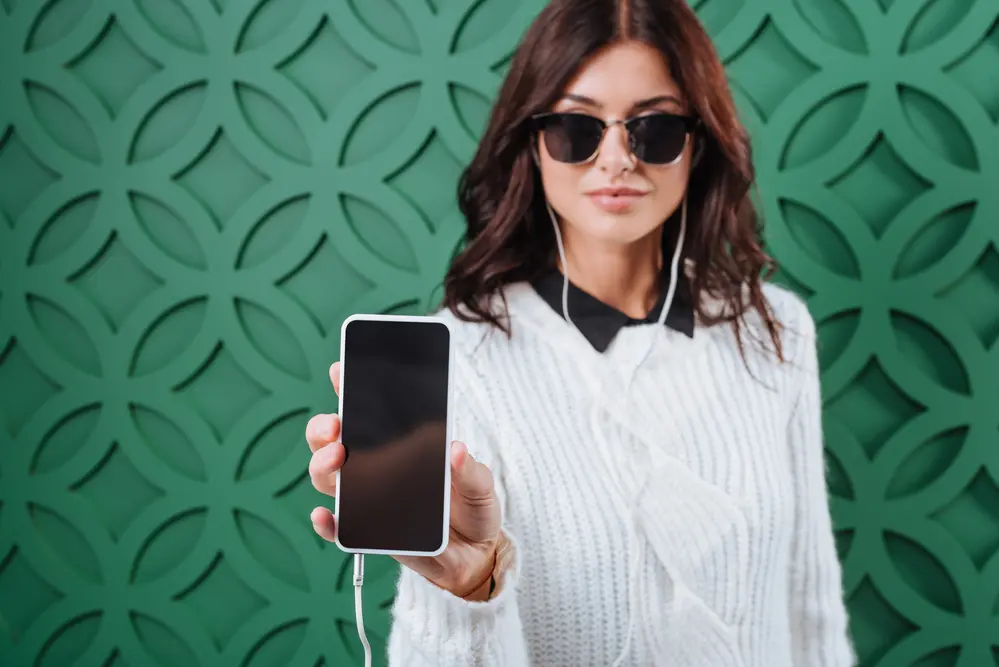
[557,226,663,319]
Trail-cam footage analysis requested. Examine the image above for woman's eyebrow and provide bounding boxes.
[559,93,685,113]
[630,95,684,112]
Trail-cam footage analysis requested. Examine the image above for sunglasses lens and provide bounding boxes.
[628,115,689,164]
[540,114,604,163]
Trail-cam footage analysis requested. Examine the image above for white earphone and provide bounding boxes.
[531,124,701,665]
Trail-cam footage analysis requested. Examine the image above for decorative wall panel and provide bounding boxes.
[0,0,996,665]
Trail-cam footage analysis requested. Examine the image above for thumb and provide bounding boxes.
[450,440,494,502]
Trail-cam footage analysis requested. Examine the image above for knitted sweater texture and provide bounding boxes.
[385,278,856,667]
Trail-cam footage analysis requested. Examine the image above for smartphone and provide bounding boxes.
[333,313,454,556]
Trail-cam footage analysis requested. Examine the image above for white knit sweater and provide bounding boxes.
[385,277,856,667]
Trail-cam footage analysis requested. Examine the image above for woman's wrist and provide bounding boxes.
[459,531,513,601]
[457,558,496,601]
[455,542,500,601]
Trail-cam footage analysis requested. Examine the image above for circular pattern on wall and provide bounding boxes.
[0,0,997,665]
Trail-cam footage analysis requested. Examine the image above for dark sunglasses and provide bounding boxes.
[530,111,700,165]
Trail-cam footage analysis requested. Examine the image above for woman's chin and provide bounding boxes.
[580,214,659,246]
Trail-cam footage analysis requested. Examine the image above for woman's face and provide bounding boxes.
[535,40,694,250]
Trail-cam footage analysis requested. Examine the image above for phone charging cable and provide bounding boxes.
[353,554,372,667]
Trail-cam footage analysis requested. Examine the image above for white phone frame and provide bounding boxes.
[333,312,454,557]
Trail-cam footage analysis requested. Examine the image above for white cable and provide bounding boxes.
[610,470,652,667]
[353,554,372,667]
[658,196,687,328]
[546,197,686,335]
[625,196,688,391]
[546,199,576,330]
[545,195,688,667]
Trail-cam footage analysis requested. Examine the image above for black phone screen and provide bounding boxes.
[336,317,452,553]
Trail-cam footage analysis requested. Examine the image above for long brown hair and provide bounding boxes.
[442,0,783,360]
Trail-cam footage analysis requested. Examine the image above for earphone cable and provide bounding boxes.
[353,554,372,667]
[545,195,688,667]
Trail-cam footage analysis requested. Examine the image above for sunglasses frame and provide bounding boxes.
[530,110,701,166]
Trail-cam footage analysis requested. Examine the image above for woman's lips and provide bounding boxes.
[586,189,647,213]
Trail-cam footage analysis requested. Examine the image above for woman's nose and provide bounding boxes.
[595,122,635,173]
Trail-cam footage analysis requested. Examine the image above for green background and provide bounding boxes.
[1,0,997,665]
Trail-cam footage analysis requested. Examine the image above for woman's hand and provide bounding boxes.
[305,361,502,600]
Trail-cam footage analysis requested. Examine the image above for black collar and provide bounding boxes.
[530,266,695,352]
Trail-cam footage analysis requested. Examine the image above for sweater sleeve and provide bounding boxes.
[385,366,531,666]
[785,301,857,666]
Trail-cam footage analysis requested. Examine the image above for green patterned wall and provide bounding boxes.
[0,0,997,665]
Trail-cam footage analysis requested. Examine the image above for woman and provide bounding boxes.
[305,0,855,664]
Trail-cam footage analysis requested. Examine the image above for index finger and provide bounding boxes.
[329,361,341,397]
